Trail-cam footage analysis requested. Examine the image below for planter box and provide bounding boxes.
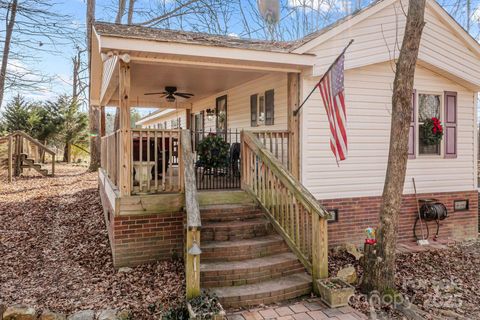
[187,301,226,320]
[317,278,355,308]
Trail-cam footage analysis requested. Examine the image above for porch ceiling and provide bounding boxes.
[107,61,269,108]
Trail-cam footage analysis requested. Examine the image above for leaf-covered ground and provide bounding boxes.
[0,165,184,319]
[331,240,480,319]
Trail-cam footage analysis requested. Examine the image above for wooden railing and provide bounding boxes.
[101,131,119,187]
[253,130,291,168]
[1,131,55,181]
[181,130,202,299]
[241,131,329,292]
[130,129,182,194]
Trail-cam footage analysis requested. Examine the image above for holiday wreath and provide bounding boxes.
[421,117,443,145]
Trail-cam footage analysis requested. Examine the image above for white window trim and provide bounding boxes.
[416,91,444,158]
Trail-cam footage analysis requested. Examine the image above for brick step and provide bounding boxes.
[201,252,305,288]
[201,218,273,241]
[200,204,263,222]
[211,273,312,308]
[201,235,289,262]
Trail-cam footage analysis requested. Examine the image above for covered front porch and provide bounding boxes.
[91,22,330,305]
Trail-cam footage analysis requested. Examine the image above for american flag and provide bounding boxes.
[317,54,348,163]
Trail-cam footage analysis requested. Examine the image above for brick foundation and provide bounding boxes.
[108,213,184,267]
[320,190,478,247]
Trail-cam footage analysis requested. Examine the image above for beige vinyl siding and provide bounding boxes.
[308,1,480,89]
[141,110,186,129]
[301,62,476,200]
[190,73,288,131]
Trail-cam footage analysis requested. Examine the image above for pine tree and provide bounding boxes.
[1,94,34,133]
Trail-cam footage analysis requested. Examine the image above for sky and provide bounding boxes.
[2,0,480,112]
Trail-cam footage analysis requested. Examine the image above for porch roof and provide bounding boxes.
[94,22,295,53]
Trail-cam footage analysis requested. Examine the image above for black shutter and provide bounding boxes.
[250,94,258,127]
[265,89,274,125]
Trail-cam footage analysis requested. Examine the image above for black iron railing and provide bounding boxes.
[192,129,241,190]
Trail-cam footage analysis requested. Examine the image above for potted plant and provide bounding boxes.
[187,292,226,320]
[196,135,230,173]
[316,277,355,308]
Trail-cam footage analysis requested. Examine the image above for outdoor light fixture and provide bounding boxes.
[188,240,202,281]
[206,108,215,121]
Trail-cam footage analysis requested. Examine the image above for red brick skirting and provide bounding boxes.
[320,190,478,247]
[110,213,184,267]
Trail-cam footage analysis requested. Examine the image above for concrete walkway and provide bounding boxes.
[226,298,367,320]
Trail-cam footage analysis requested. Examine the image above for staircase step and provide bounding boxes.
[211,273,312,308]
[202,218,273,241]
[201,253,305,288]
[201,204,263,222]
[202,235,289,262]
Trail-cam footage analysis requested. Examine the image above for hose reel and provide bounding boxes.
[414,199,448,241]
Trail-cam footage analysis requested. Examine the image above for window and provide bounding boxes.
[258,95,265,125]
[418,93,441,155]
[250,89,274,127]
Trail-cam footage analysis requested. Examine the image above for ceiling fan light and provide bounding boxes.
[166,96,175,103]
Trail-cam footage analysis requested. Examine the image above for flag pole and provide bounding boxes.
[293,39,354,117]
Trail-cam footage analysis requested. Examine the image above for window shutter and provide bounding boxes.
[250,94,258,127]
[265,89,274,125]
[408,90,416,159]
[444,91,457,158]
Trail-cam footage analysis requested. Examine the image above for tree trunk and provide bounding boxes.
[86,0,101,172]
[63,142,72,163]
[361,0,426,294]
[0,0,18,108]
[127,0,135,24]
[115,0,127,23]
[88,105,101,171]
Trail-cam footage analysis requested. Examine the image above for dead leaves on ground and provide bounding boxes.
[0,165,184,319]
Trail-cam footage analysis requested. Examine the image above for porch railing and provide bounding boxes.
[241,131,329,292]
[130,129,182,194]
[192,129,241,190]
[253,130,291,168]
[101,131,119,186]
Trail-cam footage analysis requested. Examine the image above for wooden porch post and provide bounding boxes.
[118,60,132,196]
[288,73,300,179]
[100,105,106,137]
[186,108,192,130]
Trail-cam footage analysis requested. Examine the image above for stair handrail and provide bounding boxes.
[13,131,56,156]
[2,131,56,179]
[180,129,202,299]
[241,131,329,292]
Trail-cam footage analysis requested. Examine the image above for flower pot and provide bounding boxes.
[186,301,226,320]
[316,278,355,308]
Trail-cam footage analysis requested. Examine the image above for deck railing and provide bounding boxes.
[253,130,291,168]
[130,129,182,194]
[241,131,329,292]
[101,131,119,186]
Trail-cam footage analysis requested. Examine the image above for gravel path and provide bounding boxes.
[0,165,184,319]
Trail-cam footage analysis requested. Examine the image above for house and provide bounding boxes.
[90,0,480,306]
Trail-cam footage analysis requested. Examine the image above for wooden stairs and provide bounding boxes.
[18,153,51,176]
[0,131,55,181]
[199,203,312,308]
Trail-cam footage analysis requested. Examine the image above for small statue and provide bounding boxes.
[365,227,377,245]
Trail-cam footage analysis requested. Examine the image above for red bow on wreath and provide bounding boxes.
[431,117,443,134]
